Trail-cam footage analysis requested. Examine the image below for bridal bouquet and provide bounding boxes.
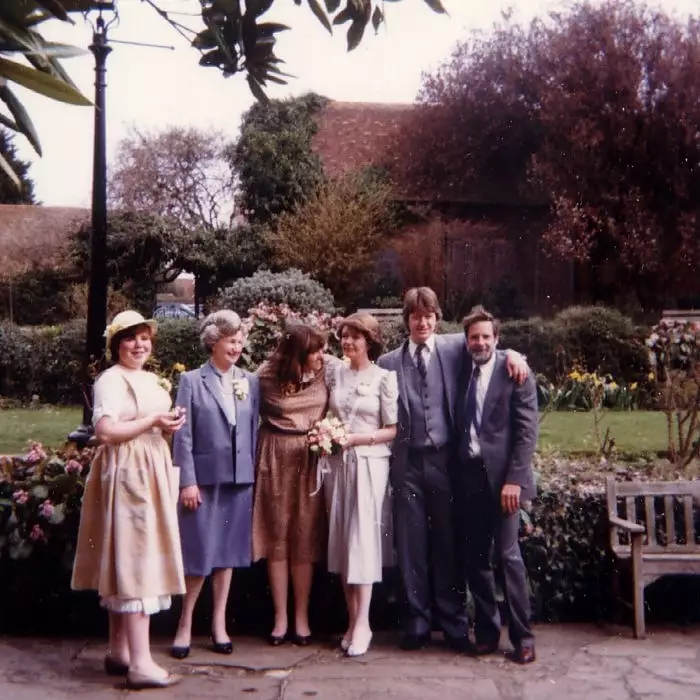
[307,413,348,457]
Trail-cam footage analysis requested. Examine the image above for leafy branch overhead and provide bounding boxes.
[0,0,91,187]
[0,0,448,188]
[193,0,447,101]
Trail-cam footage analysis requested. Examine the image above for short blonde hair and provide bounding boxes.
[200,310,243,353]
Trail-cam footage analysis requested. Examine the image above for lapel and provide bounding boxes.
[201,361,231,425]
[394,342,410,417]
[433,334,454,422]
[480,353,506,431]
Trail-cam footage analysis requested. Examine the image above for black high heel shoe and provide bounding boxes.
[170,645,190,660]
[211,637,233,655]
[268,633,286,647]
[291,633,312,647]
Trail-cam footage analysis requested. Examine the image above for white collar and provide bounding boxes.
[408,334,436,357]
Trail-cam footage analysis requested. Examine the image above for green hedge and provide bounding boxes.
[500,306,650,384]
[1,446,698,634]
[0,306,650,405]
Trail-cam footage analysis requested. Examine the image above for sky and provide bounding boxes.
[11,0,700,207]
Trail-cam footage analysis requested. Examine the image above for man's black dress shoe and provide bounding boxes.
[291,634,312,647]
[506,645,536,664]
[170,645,190,660]
[211,638,234,655]
[268,634,286,647]
[445,636,476,654]
[399,633,431,651]
[473,640,500,656]
[104,655,129,676]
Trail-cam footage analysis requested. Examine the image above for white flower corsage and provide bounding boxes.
[157,377,172,393]
[232,377,250,401]
[356,382,371,396]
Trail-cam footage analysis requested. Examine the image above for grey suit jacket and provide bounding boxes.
[173,362,260,488]
[460,352,539,501]
[377,332,464,488]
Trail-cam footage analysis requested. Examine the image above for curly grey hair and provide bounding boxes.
[200,310,243,353]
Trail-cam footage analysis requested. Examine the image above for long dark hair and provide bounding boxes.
[270,323,327,386]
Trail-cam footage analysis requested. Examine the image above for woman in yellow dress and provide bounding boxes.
[71,310,187,690]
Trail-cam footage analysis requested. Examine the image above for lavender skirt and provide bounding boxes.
[178,484,253,577]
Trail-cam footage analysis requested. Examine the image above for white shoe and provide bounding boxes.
[340,636,351,652]
[346,629,372,657]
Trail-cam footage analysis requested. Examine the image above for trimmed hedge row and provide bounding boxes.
[0,305,649,405]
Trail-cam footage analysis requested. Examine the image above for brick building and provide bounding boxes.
[310,101,574,315]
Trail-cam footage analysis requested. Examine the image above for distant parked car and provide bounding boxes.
[153,302,198,320]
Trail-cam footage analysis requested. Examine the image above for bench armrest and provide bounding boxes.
[609,515,645,534]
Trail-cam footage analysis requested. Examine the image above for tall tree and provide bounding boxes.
[265,170,396,306]
[69,210,190,312]
[110,126,235,231]
[232,93,328,227]
[109,126,245,309]
[0,128,36,204]
[398,0,700,308]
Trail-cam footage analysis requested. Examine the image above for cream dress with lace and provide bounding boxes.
[324,363,398,584]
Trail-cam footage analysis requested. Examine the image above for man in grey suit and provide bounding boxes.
[377,288,527,651]
[454,305,538,664]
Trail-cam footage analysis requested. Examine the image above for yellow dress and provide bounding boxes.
[71,365,185,613]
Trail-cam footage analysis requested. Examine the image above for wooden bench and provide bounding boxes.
[606,476,700,638]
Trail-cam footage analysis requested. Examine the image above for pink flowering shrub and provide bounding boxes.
[241,302,345,369]
[0,442,93,562]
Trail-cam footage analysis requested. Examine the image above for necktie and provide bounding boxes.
[463,365,482,436]
[415,343,427,380]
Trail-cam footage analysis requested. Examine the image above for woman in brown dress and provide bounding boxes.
[252,323,335,645]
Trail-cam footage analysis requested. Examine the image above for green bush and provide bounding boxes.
[154,319,206,372]
[0,269,76,325]
[219,269,336,316]
[501,306,650,384]
[0,322,85,404]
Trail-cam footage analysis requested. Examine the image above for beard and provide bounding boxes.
[470,348,494,365]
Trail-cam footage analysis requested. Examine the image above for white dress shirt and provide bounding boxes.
[467,352,496,457]
[212,363,237,426]
[408,334,437,371]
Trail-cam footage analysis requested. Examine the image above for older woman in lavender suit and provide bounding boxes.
[170,310,259,659]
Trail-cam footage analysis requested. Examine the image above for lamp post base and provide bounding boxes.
[68,424,97,449]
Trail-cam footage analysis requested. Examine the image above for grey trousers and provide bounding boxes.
[393,446,469,640]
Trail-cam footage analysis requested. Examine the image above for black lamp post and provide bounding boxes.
[69,2,117,447]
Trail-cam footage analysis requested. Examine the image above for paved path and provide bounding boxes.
[2,625,700,699]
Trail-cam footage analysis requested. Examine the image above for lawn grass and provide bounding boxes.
[0,406,83,454]
[0,406,670,456]
[538,409,667,455]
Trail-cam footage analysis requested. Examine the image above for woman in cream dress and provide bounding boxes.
[71,310,186,690]
[324,312,398,657]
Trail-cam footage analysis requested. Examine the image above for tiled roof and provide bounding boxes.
[311,100,414,192]
[0,204,89,276]
[311,100,547,205]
